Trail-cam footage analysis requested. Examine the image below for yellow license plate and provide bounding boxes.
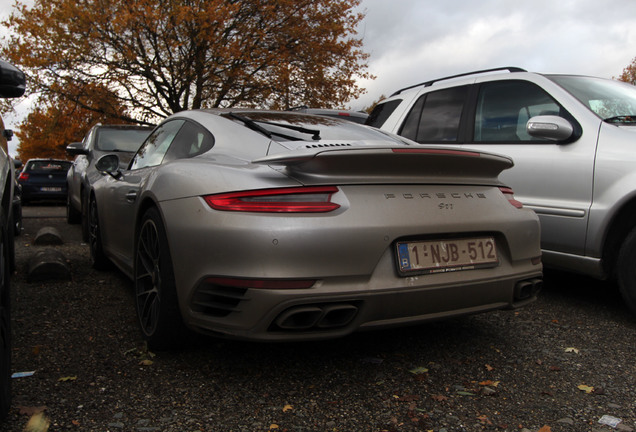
[396,237,498,275]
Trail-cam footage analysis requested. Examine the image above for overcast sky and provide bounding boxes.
[2,0,636,156]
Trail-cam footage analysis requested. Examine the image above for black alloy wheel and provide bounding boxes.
[134,207,184,350]
[66,193,81,224]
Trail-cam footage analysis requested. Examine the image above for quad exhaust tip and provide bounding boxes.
[274,304,359,331]
[514,278,543,301]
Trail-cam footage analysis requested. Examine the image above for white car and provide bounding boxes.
[367,67,636,312]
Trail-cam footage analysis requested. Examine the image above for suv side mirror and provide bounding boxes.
[0,60,26,98]
[66,142,88,156]
[95,154,122,179]
[527,115,574,142]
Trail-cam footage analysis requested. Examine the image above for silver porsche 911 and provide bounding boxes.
[89,109,542,349]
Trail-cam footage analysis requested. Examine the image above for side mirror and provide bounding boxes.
[13,159,22,170]
[66,142,88,156]
[95,154,122,179]
[0,60,26,98]
[526,115,574,142]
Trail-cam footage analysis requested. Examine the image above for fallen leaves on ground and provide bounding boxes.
[24,413,50,432]
[58,376,77,382]
[578,384,594,394]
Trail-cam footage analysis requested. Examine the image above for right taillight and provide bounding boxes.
[499,187,523,209]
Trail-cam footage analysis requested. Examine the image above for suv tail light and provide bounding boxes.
[204,186,340,213]
[18,172,29,181]
[499,187,523,209]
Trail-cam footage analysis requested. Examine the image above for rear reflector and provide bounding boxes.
[204,277,316,290]
[204,186,340,213]
[499,187,523,209]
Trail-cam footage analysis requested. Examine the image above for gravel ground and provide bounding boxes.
[1,205,636,432]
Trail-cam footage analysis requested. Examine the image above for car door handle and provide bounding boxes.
[125,191,138,202]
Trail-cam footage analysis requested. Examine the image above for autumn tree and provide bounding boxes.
[2,0,372,126]
[16,84,131,161]
[618,57,636,85]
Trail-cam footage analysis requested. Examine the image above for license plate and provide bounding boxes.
[41,187,62,192]
[396,237,498,275]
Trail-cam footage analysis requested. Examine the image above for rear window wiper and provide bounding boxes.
[227,112,272,138]
[604,115,636,124]
[256,120,321,141]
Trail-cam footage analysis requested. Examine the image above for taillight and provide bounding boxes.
[392,148,481,157]
[499,187,523,209]
[18,172,29,181]
[204,186,340,213]
[204,277,316,290]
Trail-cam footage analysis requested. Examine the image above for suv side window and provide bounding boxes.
[474,80,562,142]
[162,121,214,164]
[366,99,403,128]
[130,120,185,170]
[399,86,468,143]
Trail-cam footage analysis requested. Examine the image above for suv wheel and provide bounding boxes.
[617,227,636,313]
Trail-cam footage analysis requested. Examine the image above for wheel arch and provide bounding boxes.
[601,197,636,279]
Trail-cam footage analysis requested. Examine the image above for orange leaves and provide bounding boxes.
[3,0,371,129]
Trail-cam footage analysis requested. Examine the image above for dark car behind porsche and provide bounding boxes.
[17,159,72,204]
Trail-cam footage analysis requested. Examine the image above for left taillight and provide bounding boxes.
[18,172,29,181]
[204,186,340,213]
[499,187,523,209]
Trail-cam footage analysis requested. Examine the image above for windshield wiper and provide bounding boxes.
[227,112,272,138]
[604,115,636,124]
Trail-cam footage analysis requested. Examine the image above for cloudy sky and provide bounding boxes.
[2,0,636,156]
[351,0,636,110]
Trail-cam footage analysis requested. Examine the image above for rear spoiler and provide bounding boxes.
[252,147,513,185]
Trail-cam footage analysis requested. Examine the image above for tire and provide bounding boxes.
[66,193,81,224]
[88,197,110,270]
[80,193,89,242]
[134,207,184,351]
[617,227,636,313]
[0,211,12,419]
[13,201,22,237]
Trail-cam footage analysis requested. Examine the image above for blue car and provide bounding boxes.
[17,158,72,204]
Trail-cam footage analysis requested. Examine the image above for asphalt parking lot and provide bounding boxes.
[1,205,636,432]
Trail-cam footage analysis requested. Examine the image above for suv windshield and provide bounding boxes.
[548,75,636,123]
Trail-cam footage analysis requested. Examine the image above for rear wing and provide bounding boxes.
[253,147,513,186]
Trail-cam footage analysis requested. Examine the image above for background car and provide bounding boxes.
[367,66,636,312]
[17,158,72,204]
[88,109,542,350]
[0,59,26,420]
[66,124,152,240]
[287,106,369,123]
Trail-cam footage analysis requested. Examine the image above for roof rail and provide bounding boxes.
[390,66,527,96]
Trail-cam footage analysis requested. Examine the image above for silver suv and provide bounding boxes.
[368,67,636,312]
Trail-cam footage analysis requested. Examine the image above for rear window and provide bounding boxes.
[226,112,397,142]
[25,161,72,172]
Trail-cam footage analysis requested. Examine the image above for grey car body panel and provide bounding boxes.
[91,109,542,341]
[372,71,636,279]
[67,124,152,218]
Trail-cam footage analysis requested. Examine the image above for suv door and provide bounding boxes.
[462,78,596,257]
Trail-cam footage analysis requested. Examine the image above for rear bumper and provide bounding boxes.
[20,184,67,202]
[186,270,542,341]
